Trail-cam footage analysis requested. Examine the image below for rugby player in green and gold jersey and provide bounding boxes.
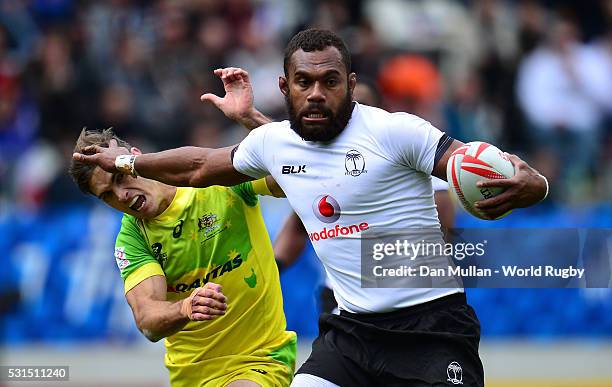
[69,129,296,387]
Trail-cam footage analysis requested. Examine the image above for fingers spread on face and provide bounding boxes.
[83,145,101,155]
[72,152,97,164]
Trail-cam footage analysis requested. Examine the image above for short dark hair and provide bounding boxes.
[283,28,351,77]
[69,128,131,195]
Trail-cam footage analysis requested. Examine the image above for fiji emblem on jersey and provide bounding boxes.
[345,149,367,177]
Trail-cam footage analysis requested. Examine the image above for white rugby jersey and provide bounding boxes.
[233,103,462,313]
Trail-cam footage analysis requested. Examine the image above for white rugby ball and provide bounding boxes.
[446,141,515,220]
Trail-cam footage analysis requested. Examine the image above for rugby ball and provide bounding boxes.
[446,141,515,220]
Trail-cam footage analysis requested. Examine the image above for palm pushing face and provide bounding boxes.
[88,163,175,220]
[73,138,130,174]
[79,140,176,219]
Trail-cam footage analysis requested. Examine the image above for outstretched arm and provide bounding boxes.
[133,145,252,187]
[274,212,308,270]
[201,67,272,130]
[73,140,252,188]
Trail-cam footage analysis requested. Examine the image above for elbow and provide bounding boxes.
[142,329,163,343]
[186,149,212,188]
[188,169,211,188]
[135,313,163,342]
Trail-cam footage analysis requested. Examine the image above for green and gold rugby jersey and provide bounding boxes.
[114,180,296,387]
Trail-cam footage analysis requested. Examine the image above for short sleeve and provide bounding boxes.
[431,176,449,192]
[230,180,260,207]
[115,215,164,293]
[232,125,271,179]
[379,113,444,174]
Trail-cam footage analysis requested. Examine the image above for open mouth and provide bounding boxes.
[129,195,146,211]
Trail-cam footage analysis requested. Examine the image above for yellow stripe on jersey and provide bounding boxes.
[124,262,165,294]
[252,177,273,196]
[243,201,275,270]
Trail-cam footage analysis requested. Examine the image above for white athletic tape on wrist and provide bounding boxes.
[115,155,138,177]
[180,287,201,320]
[539,174,549,202]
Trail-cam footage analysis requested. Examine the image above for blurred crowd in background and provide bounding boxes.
[1,0,612,347]
[0,0,611,212]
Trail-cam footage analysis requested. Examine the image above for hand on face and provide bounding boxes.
[474,153,548,219]
[200,67,255,122]
[72,138,130,173]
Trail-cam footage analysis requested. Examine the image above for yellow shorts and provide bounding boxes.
[206,359,294,387]
[167,335,297,387]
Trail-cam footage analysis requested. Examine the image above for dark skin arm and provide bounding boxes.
[431,140,548,220]
[434,190,455,231]
[274,212,308,267]
[133,145,251,187]
[73,141,252,188]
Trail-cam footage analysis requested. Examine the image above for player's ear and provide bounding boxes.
[349,73,357,94]
[130,147,143,156]
[279,76,289,97]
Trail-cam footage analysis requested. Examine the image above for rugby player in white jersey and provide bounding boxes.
[268,79,456,315]
[75,29,548,387]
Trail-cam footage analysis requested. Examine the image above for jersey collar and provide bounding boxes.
[150,187,193,224]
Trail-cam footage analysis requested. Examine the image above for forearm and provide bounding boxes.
[238,108,272,130]
[133,147,207,187]
[136,299,189,342]
[274,213,308,267]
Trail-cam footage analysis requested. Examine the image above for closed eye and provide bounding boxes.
[98,191,110,201]
[97,173,124,201]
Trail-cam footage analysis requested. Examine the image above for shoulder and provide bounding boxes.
[239,120,300,154]
[120,214,140,230]
[355,103,426,131]
[249,120,292,138]
[117,214,146,243]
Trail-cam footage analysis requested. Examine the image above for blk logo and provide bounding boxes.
[312,195,341,223]
[282,165,306,174]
